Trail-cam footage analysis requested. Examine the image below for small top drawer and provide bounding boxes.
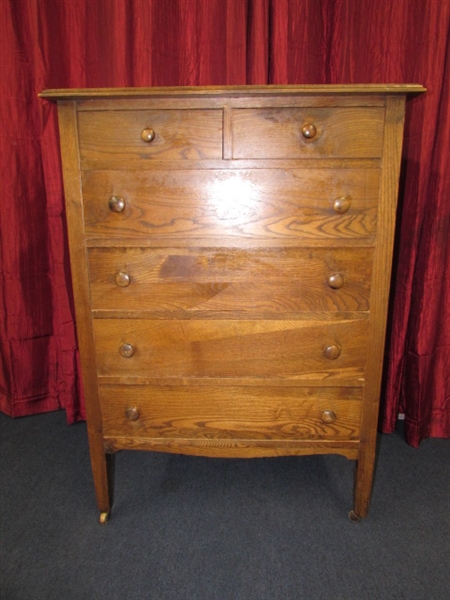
[232,107,385,159]
[78,109,223,168]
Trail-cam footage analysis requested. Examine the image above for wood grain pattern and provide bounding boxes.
[232,108,385,158]
[88,246,373,314]
[103,436,360,458]
[44,85,425,520]
[93,318,369,380]
[40,84,425,99]
[56,102,114,516]
[82,168,380,241]
[99,384,362,441]
[354,95,409,518]
[78,109,223,168]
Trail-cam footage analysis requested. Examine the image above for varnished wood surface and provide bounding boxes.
[82,168,380,240]
[78,105,384,166]
[103,436,360,459]
[40,83,426,99]
[93,318,368,380]
[47,85,425,519]
[56,102,113,515]
[74,96,387,113]
[88,246,373,314]
[232,108,384,159]
[99,384,361,441]
[78,109,223,166]
[353,95,411,518]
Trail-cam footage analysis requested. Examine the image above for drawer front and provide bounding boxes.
[93,318,369,380]
[78,109,223,168]
[232,107,384,159]
[89,247,373,314]
[82,169,380,241]
[99,384,362,441]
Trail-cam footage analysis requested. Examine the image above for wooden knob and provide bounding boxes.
[302,124,317,139]
[115,272,131,287]
[108,196,125,213]
[324,344,341,360]
[125,407,140,421]
[119,343,135,358]
[141,128,155,142]
[322,410,336,424]
[327,273,345,289]
[333,196,352,214]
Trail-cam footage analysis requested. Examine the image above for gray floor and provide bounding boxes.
[1,410,449,600]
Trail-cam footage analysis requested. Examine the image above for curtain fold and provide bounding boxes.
[1,0,448,445]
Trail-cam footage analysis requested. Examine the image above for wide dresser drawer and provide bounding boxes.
[99,384,362,441]
[89,247,373,314]
[82,168,380,242]
[93,318,368,381]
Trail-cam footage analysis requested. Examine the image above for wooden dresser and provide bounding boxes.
[41,85,424,522]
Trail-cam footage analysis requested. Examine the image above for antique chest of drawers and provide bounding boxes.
[41,85,424,522]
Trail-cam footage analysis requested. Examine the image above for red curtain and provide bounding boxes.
[1,0,449,446]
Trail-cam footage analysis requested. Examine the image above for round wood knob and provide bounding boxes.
[327,273,345,289]
[324,344,341,360]
[125,407,140,421]
[321,410,337,424]
[301,123,317,139]
[333,196,352,214]
[115,272,131,287]
[141,127,155,142]
[119,343,135,358]
[108,196,125,213]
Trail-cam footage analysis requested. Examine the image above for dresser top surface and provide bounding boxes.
[40,84,425,101]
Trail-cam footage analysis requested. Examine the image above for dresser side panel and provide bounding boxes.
[355,95,408,516]
[57,102,112,511]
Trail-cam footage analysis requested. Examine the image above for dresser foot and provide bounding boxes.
[99,511,110,524]
[348,510,362,522]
